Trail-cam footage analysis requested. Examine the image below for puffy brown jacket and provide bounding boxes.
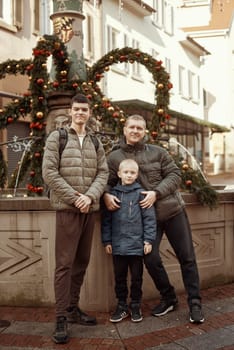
[42,127,109,212]
[106,139,185,221]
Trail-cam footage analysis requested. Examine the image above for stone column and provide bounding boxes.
[50,0,86,81]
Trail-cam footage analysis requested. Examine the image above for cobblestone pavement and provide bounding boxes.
[0,283,234,350]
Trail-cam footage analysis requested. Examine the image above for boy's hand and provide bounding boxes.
[144,242,152,255]
[105,244,112,254]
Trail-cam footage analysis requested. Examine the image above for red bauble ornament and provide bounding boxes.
[7,117,13,123]
[112,112,119,118]
[37,78,44,85]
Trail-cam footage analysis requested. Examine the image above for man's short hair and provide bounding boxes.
[125,114,146,128]
[70,93,90,107]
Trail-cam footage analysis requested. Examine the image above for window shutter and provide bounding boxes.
[34,0,40,33]
[13,0,23,29]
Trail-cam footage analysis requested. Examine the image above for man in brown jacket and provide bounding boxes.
[42,94,109,344]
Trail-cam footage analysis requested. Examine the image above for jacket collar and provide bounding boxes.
[120,137,146,153]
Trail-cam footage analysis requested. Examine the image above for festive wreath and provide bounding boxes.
[0,34,218,208]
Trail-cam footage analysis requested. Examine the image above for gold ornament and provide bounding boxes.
[36,111,43,118]
[60,70,67,76]
[158,108,164,115]
[157,83,164,89]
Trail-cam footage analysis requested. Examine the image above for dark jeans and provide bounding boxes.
[112,255,143,305]
[144,209,201,306]
[55,210,95,317]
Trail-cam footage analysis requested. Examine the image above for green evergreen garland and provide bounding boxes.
[0,34,218,207]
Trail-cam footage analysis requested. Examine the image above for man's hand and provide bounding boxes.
[103,193,120,211]
[140,191,157,208]
[74,193,92,212]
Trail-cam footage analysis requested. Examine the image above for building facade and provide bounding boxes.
[0,0,233,186]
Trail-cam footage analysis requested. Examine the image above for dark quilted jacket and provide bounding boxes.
[106,139,185,221]
[101,181,156,256]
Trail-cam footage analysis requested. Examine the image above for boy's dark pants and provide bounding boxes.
[112,255,143,306]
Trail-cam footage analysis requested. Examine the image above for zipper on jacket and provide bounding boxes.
[129,200,132,216]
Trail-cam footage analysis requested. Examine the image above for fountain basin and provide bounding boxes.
[0,190,233,310]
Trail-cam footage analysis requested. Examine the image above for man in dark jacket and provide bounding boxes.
[103,114,204,324]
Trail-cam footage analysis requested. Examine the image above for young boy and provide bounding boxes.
[101,159,157,323]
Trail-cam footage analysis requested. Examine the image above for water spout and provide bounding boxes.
[13,139,34,197]
[169,137,208,182]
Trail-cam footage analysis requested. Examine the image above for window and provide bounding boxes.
[179,65,189,99]
[86,15,94,57]
[189,71,200,102]
[153,0,163,28]
[13,0,23,29]
[122,33,129,73]
[165,57,171,75]
[152,0,174,35]
[203,89,208,108]
[107,25,120,52]
[40,0,53,35]
[0,0,13,25]
[164,1,174,35]
[132,39,141,77]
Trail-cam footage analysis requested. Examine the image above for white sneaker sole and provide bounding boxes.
[152,304,175,317]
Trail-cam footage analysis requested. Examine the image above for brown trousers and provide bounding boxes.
[55,210,95,317]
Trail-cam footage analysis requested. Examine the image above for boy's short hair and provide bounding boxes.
[119,158,139,171]
[70,93,90,107]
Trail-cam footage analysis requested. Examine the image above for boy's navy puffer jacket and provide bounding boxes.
[101,181,156,256]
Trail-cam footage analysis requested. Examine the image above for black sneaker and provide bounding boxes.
[110,303,129,323]
[189,302,205,324]
[67,307,97,325]
[152,298,178,317]
[130,304,143,322]
[52,316,69,344]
